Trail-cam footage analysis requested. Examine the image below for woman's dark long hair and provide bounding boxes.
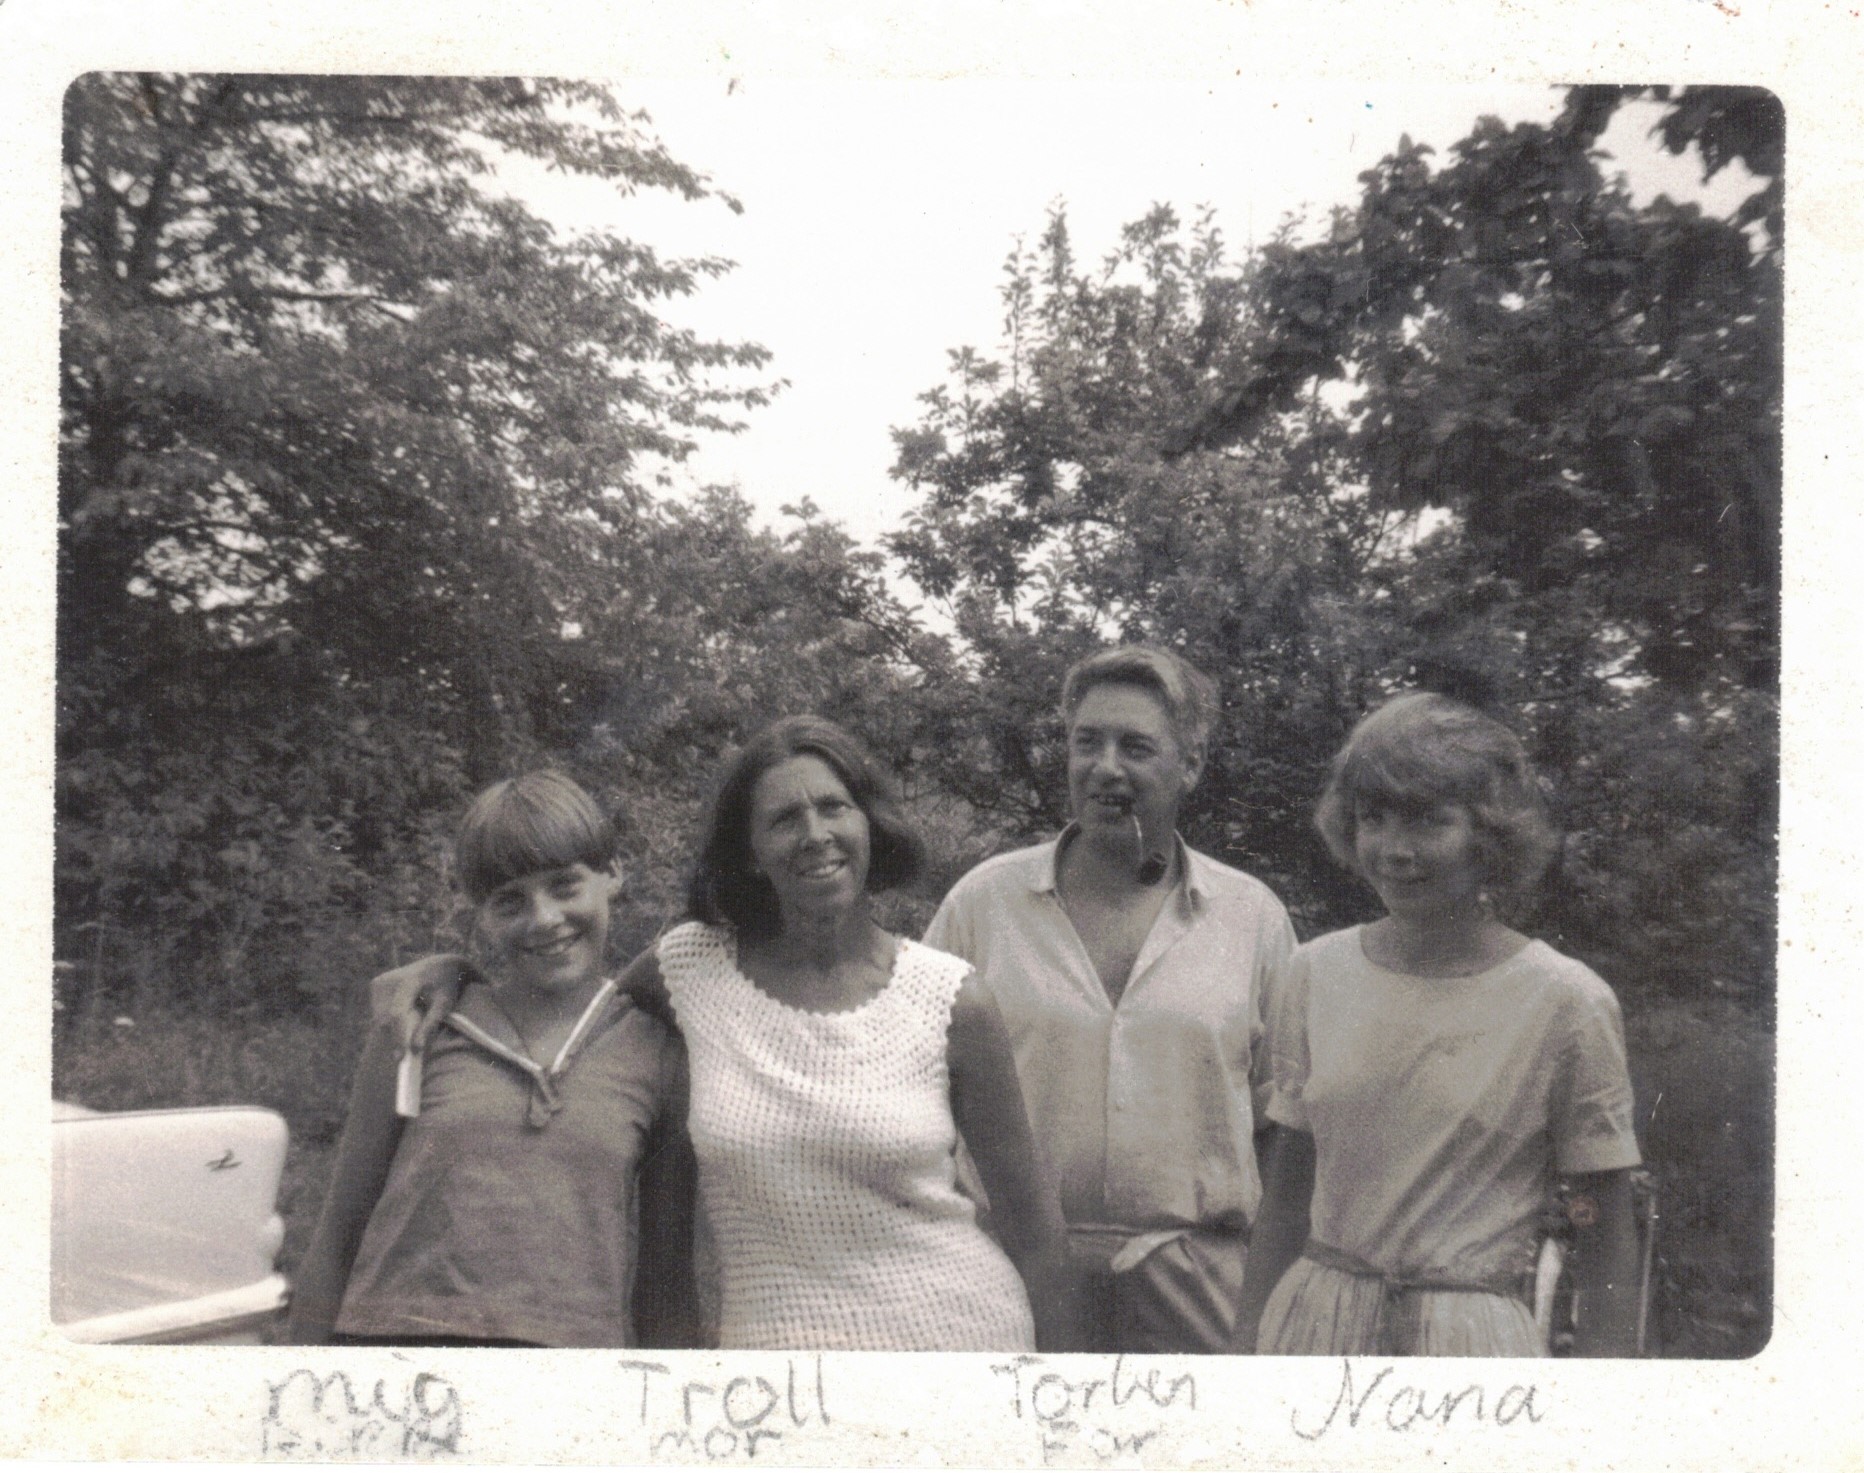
[686,715,925,937]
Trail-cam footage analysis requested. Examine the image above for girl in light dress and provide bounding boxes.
[1238,693,1643,1357]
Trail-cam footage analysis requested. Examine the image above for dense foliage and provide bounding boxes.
[56,75,908,1014]
[61,77,1776,1015]
[880,88,1778,1355]
[889,86,1779,1007]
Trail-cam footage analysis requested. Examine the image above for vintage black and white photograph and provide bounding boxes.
[8,0,1855,1465]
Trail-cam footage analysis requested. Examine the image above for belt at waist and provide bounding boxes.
[1300,1240,1533,1357]
[1301,1240,1525,1301]
[1071,1221,1250,1275]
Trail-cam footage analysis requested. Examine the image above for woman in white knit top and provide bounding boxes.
[634,716,1078,1350]
[379,717,1079,1352]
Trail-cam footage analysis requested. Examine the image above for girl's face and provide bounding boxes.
[476,862,621,993]
[1353,797,1486,922]
[747,754,872,922]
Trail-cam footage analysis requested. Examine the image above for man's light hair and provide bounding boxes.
[1060,645,1218,762]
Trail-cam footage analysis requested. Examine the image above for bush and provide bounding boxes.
[1623,998,1773,1357]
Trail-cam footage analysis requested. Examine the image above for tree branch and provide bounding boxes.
[147,283,403,310]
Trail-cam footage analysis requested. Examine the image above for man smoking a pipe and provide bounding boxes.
[925,645,1296,1355]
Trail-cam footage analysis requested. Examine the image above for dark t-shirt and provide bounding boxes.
[337,982,678,1347]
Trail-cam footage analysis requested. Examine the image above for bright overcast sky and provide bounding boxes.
[501,81,1749,557]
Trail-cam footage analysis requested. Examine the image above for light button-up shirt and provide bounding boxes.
[924,831,1296,1238]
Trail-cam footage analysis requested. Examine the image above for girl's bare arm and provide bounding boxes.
[634,1040,702,1347]
[1235,1124,1315,1352]
[613,947,675,1028]
[1568,1167,1642,1356]
[368,954,476,1050]
[369,944,675,1046]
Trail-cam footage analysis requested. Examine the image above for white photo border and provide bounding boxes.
[3,1,1852,1466]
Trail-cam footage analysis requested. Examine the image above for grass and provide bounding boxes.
[52,991,1773,1358]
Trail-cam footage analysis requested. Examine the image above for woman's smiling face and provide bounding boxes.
[747,754,872,921]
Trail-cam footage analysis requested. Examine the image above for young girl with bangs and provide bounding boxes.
[287,772,696,1347]
[1237,693,1643,1357]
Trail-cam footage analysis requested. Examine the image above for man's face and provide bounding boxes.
[1065,682,1202,847]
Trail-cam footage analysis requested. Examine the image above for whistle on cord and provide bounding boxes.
[1130,810,1169,886]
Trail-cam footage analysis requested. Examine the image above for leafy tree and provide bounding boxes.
[1238,87,1780,701]
[890,87,1780,1002]
[1234,86,1780,1000]
[61,74,776,762]
[546,487,936,950]
[57,74,779,1010]
[887,83,1779,1360]
[888,206,1406,919]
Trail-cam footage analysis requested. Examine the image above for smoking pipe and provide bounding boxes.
[1130,809,1169,886]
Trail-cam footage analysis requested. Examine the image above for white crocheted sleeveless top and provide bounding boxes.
[657,921,1036,1351]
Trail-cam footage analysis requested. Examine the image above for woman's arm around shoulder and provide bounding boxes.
[367,954,479,1052]
[615,945,676,1029]
[946,969,1085,1351]
[283,1017,407,1343]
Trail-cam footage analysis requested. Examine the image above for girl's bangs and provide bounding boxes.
[461,800,608,900]
[1344,738,1484,811]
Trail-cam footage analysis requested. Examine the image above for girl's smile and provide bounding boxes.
[478,862,620,992]
[1353,799,1486,920]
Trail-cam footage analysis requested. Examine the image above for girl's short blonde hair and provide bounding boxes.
[1315,692,1558,903]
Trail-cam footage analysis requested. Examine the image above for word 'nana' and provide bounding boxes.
[1293,1359,1544,1440]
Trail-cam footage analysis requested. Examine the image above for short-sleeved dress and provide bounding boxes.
[656,920,1037,1351]
[1259,927,1641,1357]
